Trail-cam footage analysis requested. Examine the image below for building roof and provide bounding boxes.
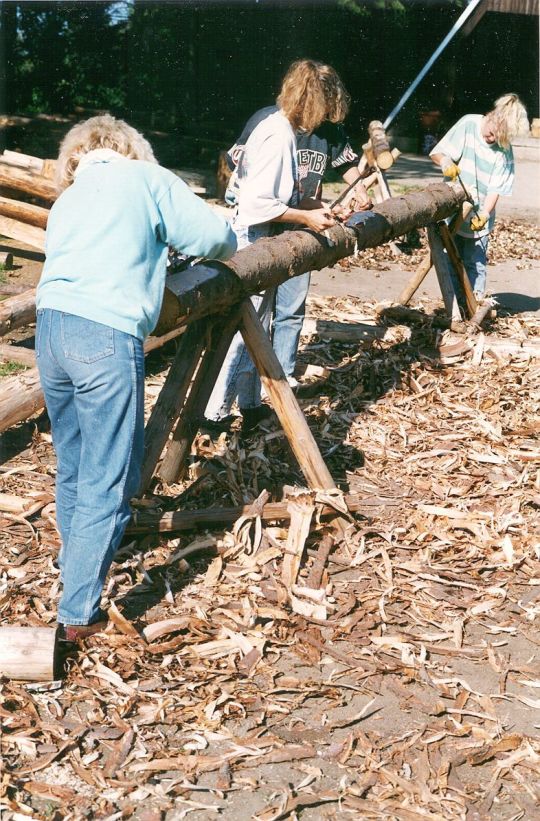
[486,0,539,13]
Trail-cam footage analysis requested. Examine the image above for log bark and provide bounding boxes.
[0,288,38,337]
[0,164,57,202]
[240,299,335,491]
[0,626,60,681]
[0,216,46,250]
[0,343,36,366]
[0,196,49,229]
[368,121,394,170]
[163,182,466,333]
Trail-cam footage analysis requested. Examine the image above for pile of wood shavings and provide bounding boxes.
[341,218,540,272]
[1,296,539,820]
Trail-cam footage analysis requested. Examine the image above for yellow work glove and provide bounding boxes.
[441,160,461,181]
[470,211,489,231]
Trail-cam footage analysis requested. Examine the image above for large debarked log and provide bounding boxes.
[160,182,465,333]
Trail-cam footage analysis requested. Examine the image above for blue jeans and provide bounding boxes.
[205,223,274,420]
[273,272,310,379]
[36,309,145,625]
[453,234,489,299]
[205,223,309,420]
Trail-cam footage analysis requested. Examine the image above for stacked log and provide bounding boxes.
[0,150,52,250]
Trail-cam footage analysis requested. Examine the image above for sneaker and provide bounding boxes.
[240,405,274,434]
[199,414,237,434]
[57,611,108,643]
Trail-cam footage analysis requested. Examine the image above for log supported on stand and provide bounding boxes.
[0,183,466,435]
[161,182,466,333]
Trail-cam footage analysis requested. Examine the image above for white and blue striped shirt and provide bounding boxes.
[431,114,514,238]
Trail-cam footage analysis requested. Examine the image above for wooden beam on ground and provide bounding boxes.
[240,299,336,491]
[126,493,367,535]
[0,367,44,432]
[469,300,494,329]
[0,627,59,681]
[0,343,36,366]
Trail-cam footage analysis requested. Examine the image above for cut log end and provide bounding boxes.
[0,626,62,681]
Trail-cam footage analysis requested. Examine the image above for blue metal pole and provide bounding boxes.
[383,0,485,130]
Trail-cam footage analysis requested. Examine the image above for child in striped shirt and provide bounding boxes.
[431,93,529,299]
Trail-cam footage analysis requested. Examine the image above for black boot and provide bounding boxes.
[240,405,274,435]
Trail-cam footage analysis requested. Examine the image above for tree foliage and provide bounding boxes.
[0,0,537,158]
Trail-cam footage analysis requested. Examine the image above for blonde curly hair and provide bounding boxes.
[486,93,529,150]
[55,114,157,191]
[277,59,350,133]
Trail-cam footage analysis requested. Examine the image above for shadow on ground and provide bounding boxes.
[493,292,540,314]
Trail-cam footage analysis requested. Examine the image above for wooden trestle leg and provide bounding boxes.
[139,318,210,494]
[158,311,240,485]
[438,222,478,318]
[427,223,462,325]
[397,202,474,307]
[239,299,336,491]
[141,299,339,495]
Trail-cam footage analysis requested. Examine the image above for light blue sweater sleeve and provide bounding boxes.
[157,176,237,260]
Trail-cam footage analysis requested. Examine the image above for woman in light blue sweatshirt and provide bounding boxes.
[36,115,236,641]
